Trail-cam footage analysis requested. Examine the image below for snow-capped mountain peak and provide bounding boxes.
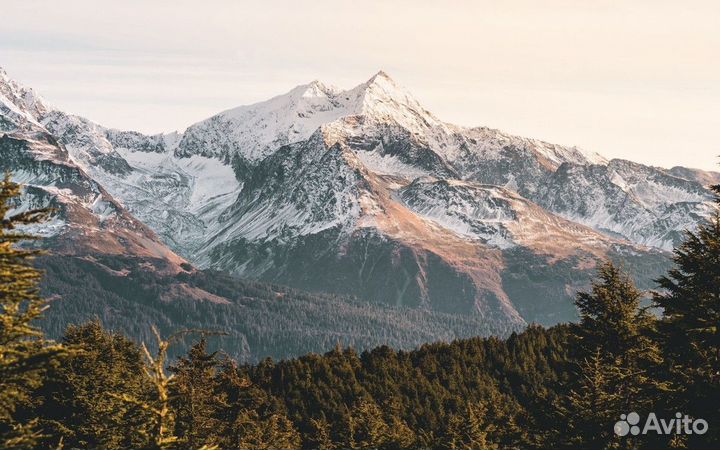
[298,79,339,98]
[352,70,443,131]
[2,67,717,329]
[175,71,445,163]
[358,71,426,111]
[0,67,49,130]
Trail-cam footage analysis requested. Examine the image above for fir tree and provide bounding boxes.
[575,262,652,357]
[307,413,336,450]
[35,321,153,450]
[347,398,390,449]
[169,338,225,449]
[214,359,300,449]
[0,175,65,449]
[562,348,625,449]
[110,326,202,450]
[227,410,300,450]
[653,185,720,447]
[441,400,495,450]
[564,263,665,448]
[383,413,416,450]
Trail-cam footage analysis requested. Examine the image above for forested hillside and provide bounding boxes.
[36,254,516,362]
[0,176,719,449]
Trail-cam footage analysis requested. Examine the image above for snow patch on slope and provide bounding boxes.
[355,148,429,179]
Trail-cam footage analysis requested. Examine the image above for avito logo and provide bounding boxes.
[614,412,708,436]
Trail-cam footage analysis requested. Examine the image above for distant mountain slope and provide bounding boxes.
[37,254,518,362]
[665,166,720,187]
[1,67,522,361]
[0,67,714,331]
[0,131,184,264]
[0,126,511,362]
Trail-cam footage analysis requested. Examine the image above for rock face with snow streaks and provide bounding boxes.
[1,67,715,328]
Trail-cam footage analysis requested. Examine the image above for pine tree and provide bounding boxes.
[383,414,416,450]
[34,321,153,450]
[653,184,720,447]
[564,262,665,448]
[169,338,225,449]
[215,360,300,449]
[561,348,625,449]
[0,175,65,449]
[228,410,300,450]
[441,401,495,450]
[111,327,206,450]
[575,263,651,357]
[576,263,665,401]
[307,414,336,450]
[348,398,391,449]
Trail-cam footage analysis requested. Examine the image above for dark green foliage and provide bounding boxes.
[170,339,225,448]
[170,345,300,449]
[8,244,720,449]
[441,400,495,450]
[0,175,66,449]
[575,262,649,355]
[653,188,720,448]
[238,325,570,449]
[560,263,667,449]
[37,254,520,363]
[33,322,153,449]
[1,173,719,449]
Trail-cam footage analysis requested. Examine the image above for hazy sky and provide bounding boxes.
[2,0,718,170]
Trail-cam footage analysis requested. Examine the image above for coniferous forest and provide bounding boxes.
[1,174,719,449]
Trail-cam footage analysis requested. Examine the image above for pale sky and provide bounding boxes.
[2,0,719,170]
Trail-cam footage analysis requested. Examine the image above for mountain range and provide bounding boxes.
[1,67,717,356]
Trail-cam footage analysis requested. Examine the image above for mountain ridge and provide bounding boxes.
[0,67,715,330]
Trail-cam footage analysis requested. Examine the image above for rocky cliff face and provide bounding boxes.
[1,68,715,330]
[1,68,229,312]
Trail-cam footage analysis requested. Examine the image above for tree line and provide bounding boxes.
[0,173,719,449]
